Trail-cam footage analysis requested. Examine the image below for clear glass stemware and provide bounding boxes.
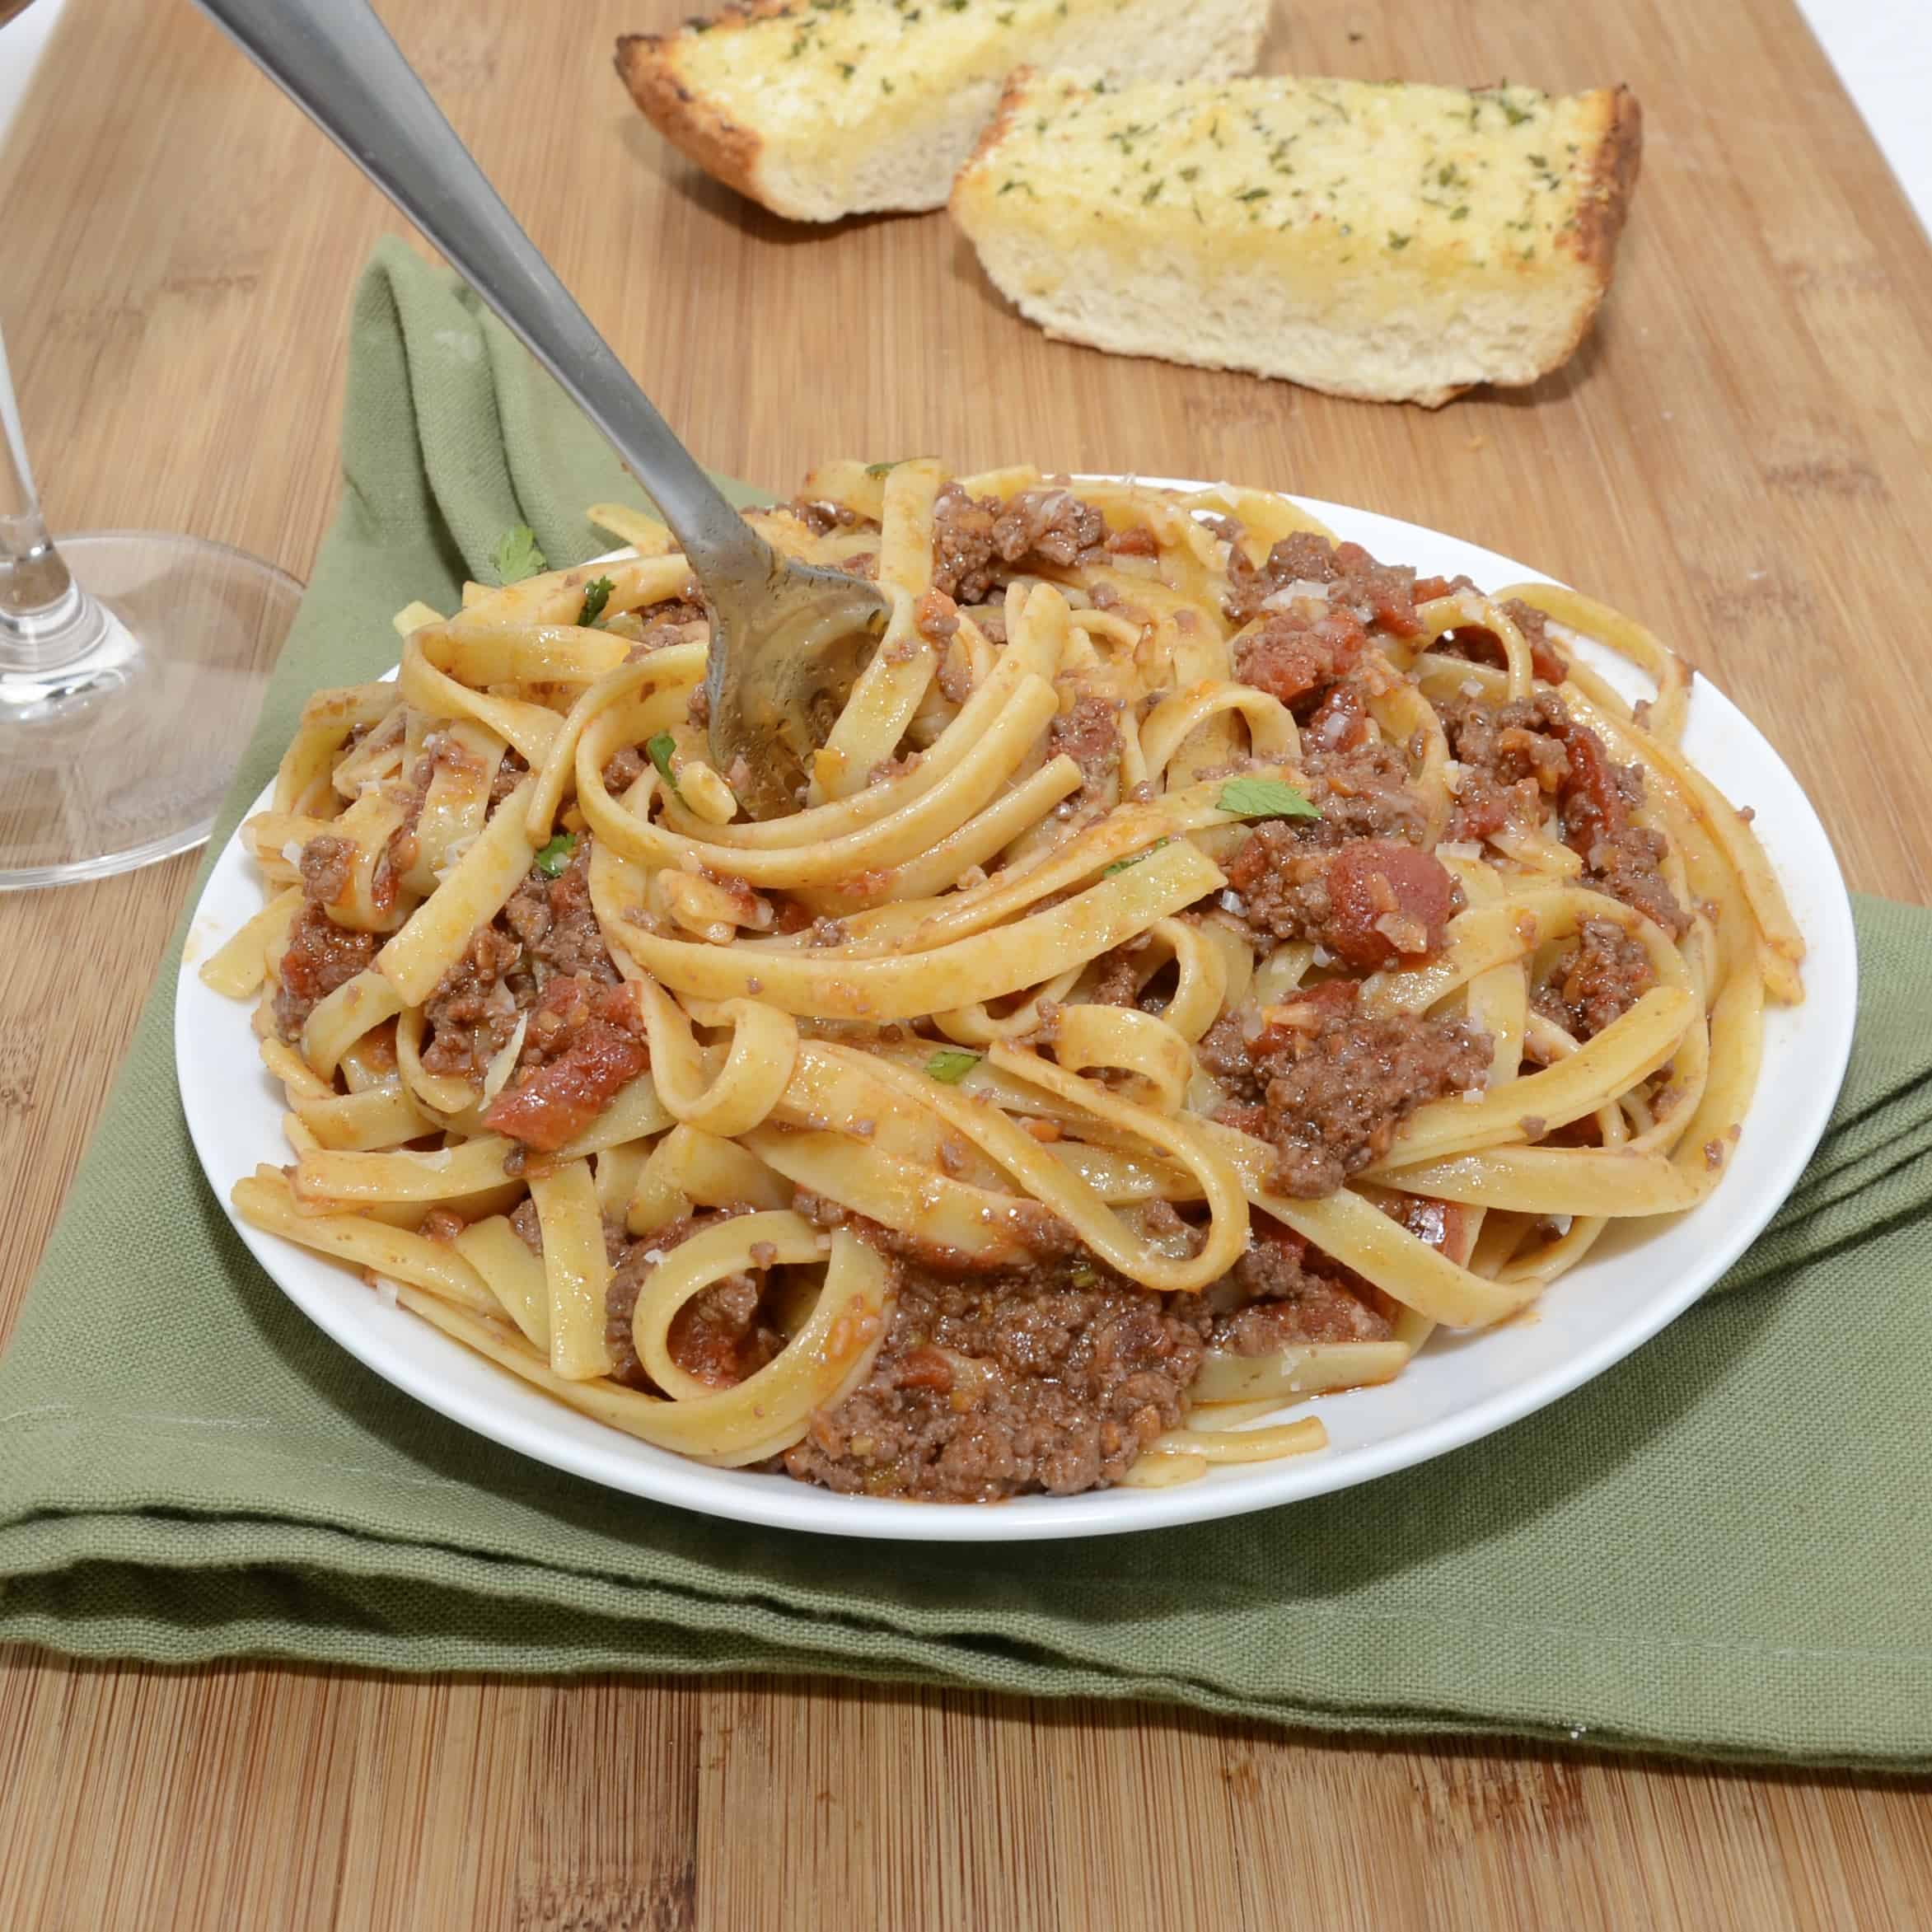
[0,316,302,889]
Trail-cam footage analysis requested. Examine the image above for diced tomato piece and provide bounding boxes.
[482,984,648,1153]
[1323,841,1457,970]
[1553,717,1628,858]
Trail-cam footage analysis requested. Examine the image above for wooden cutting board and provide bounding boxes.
[2,0,1929,1926]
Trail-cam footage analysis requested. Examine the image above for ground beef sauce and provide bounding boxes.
[1225,531,1427,638]
[786,498,873,538]
[1202,1219,1397,1356]
[417,838,633,1122]
[615,595,708,662]
[1048,693,1124,802]
[1440,689,1689,937]
[1200,985,1490,1199]
[1225,578,1433,849]
[783,1256,1211,1502]
[508,1204,784,1395]
[602,1208,782,1394]
[489,748,531,809]
[1234,607,1368,714]
[1532,918,1656,1040]
[1191,541,1499,1205]
[273,905,377,1039]
[929,482,1108,604]
[297,835,355,908]
[1431,592,1572,685]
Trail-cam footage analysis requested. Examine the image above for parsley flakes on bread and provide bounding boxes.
[615,0,1271,222]
[950,72,1643,404]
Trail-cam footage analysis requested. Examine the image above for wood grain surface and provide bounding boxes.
[2,0,1930,1925]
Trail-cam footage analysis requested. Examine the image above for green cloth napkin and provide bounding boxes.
[3,237,1930,1770]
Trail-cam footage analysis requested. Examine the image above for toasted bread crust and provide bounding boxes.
[1567,85,1644,280]
[953,66,1036,204]
[1529,83,1642,389]
[614,30,772,213]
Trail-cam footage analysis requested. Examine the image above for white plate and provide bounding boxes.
[175,492,1857,1541]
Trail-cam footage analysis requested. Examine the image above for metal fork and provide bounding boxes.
[194,0,889,820]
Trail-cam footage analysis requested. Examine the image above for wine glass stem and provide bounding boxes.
[0,317,98,675]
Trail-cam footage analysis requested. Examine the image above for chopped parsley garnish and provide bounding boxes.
[1103,837,1168,875]
[1387,232,1412,250]
[1235,186,1270,202]
[864,460,901,477]
[1141,177,1164,203]
[924,1047,982,1084]
[489,524,546,585]
[1450,204,1470,221]
[576,576,615,628]
[646,731,681,793]
[534,832,577,877]
[1217,777,1322,821]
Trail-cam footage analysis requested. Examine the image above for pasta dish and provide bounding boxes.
[203,463,1803,1502]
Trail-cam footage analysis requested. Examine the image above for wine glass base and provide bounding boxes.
[0,531,302,891]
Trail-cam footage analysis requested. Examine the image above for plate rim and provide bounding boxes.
[175,485,1858,1542]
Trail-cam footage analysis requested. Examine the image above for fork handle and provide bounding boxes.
[194,0,770,585]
